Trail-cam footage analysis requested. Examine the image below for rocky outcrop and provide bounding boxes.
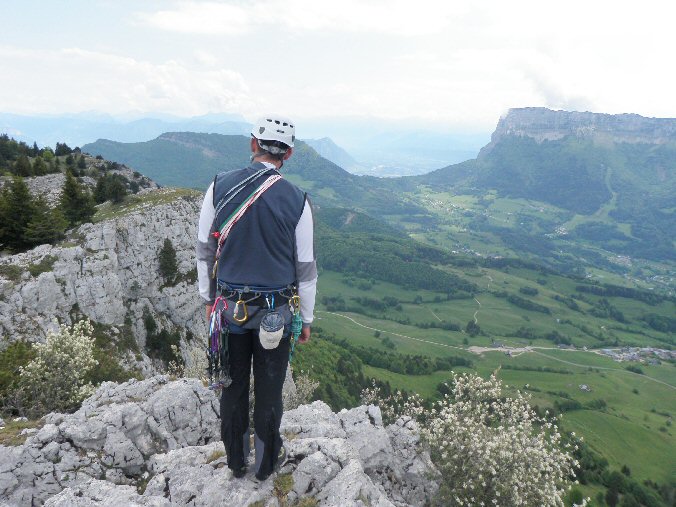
[481,107,676,154]
[0,377,437,506]
[0,189,204,372]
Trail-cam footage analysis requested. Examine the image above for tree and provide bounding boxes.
[0,177,35,251]
[24,196,68,246]
[32,156,47,176]
[465,319,480,337]
[158,238,178,284]
[606,488,619,507]
[94,174,127,204]
[60,171,95,226]
[13,155,32,177]
[55,142,72,156]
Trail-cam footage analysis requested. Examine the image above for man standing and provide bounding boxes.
[196,115,316,480]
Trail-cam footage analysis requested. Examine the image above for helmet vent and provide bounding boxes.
[259,127,265,134]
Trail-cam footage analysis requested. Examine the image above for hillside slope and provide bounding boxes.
[83,133,424,216]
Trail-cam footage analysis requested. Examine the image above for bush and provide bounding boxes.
[362,373,577,506]
[13,320,97,417]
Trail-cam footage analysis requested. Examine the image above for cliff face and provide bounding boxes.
[482,107,676,153]
[0,189,205,372]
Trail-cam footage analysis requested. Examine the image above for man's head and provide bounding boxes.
[250,115,295,166]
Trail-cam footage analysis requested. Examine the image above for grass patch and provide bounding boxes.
[27,255,58,277]
[206,450,225,463]
[0,264,23,282]
[93,188,200,223]
[0,418,43,446]
[273,473,294,501]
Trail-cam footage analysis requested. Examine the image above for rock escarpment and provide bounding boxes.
[483,107,676,151]
[0,376,436,506]
[0,190,204,372]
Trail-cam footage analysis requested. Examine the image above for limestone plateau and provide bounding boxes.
[487,107,676,147]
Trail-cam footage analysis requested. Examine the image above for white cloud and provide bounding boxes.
[0,46,256,116]
[138,0,470,36]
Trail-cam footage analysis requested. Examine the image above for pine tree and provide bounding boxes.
[95,174,127,204]
[14,155,32,177]
[0,177,35,251]
[55,142,72,156]
[32,157,47,176]
[158,238,178,285]
[60,171,96,226]
[24,196,68,246]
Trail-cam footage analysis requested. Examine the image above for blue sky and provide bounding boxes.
[2,0,675,131]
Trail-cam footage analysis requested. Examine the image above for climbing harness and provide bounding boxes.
[214,282,304,362]
[206,296,232,390]
[211,174,283,279]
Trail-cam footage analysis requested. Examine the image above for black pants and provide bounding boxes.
[220,327,289,479]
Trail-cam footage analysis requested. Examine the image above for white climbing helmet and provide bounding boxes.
[251,115,295,149]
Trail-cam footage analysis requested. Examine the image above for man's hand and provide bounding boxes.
[298,326,311,344]
[206,304,212,322]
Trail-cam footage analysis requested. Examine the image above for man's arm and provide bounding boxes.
[197,182,217,315]
[295,197,317,342]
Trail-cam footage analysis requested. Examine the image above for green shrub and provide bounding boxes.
[27,255,58,277]
[0,341,35,398]
[0,264,23,282]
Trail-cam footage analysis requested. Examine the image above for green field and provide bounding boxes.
[314,267,675,489]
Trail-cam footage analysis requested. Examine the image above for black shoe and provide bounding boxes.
[231,465,247,478]
[254,446,286,481]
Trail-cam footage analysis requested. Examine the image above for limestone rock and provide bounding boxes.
[1,377,437,506]
[0,189,206,377]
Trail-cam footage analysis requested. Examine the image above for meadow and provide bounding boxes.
[313,267,675,486]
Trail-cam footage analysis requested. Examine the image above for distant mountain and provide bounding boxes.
[83,132,424,216]
[0,112,250,148]
[416,108,676,262]
[304,137,362,172]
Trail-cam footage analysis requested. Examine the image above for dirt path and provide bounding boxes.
[317,311,467,352]
[428,308,442,322]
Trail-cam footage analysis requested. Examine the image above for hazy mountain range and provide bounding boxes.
[1,112,489,177]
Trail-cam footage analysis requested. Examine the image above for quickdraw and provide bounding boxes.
[206,296,232,390]
[289,295,303,363]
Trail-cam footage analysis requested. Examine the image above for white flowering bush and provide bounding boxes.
[17,320,98,415]
[362,372,578,506]
[284,369,320,410]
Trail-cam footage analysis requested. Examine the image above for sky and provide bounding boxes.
[2,0,676,133]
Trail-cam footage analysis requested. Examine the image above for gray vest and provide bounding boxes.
[212,162,306,290]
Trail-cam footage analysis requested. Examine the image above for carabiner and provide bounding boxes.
[290,295,301,312]
[233,299,248,323]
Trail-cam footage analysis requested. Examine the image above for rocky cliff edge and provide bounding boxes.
[0,376,437,507]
